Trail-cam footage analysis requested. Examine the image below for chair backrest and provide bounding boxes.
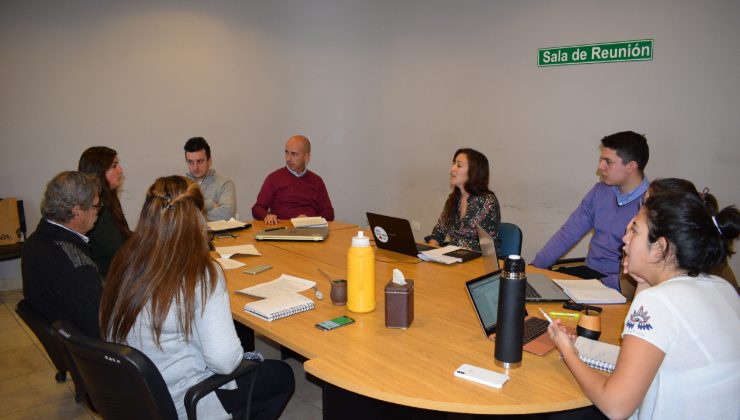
[499,222,523,257]
[17,300,95,406]
[16,299,70,379]
[54,320,179,420]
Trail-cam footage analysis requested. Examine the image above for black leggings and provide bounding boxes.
[216,359,295,419]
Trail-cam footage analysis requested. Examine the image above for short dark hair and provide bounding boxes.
[184,137,211,159]
[644,191,739,276]
[601,131,649,173]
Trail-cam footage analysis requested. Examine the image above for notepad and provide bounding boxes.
[244,293,315,322]
[552,279,626,304]
[574,336,620,373]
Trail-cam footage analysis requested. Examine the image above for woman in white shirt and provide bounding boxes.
[101,176,294,419]
[549,189,740,419]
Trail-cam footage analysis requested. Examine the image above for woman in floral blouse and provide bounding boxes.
[426,148,501,254]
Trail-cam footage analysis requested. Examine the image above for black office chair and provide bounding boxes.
[54,320,260,420]
[498,222,523,257]
[0,198,26,261]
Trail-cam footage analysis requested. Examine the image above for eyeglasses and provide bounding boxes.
[91,203,105,213]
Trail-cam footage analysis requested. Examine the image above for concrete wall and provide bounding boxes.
[2,0,739,287]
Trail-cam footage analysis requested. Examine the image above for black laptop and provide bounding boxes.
[366,212,435,257]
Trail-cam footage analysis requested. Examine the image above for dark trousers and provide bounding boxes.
[216,359,295,420]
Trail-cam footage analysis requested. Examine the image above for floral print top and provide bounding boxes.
[427,192,501,253]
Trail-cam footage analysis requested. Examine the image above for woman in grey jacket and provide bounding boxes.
[101,175,294,419]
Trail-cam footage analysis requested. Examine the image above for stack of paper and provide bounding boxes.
[552,279,626,304]
[418,245,464,264]
[207,218,250,231]
[216,245,261,259]
[214,244,261,270]
[237,274,316,298]
[291,217,328,228]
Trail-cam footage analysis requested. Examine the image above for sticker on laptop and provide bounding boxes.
[373,226,389,243]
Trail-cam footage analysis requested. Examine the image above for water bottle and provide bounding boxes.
[494,255,526,368]
[347,231,376,313]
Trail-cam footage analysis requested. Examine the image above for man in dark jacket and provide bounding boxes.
[22,171,103,338]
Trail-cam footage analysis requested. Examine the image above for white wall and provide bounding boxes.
[2,0,739,283]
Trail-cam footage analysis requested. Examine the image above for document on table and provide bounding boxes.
[216,245,261,259]
[215,258,246,270]
[208,218,249,231]
[291,216,328,228]
[237,274,316,298]
[552,279,626,304]
[418,245,463,264]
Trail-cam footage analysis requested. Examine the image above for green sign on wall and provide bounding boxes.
[538,39,653,67]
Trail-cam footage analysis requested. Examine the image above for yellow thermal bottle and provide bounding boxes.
[347,231,375,313]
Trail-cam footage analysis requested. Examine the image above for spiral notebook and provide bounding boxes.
[244,293,315,321]
[574,336,620,373]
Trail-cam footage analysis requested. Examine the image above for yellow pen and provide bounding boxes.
[549,311,580,319]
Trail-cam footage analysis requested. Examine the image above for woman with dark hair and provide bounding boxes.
[426,148,501,253]
[101,176,294,419]
[78,146,131,277]
[646,177,719,213]
[548,191,740,419]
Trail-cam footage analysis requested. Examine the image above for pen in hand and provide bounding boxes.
[539,308,554,324]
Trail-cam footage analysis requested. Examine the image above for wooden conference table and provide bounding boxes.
[217,221,629,416]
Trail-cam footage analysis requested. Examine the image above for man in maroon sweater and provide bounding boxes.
[252,135,335,225]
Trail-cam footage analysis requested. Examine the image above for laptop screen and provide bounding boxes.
[466,271,501,335]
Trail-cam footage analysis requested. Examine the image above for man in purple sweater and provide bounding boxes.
[531,131,649,292]
[252,135,335,225]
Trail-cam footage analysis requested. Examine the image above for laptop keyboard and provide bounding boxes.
[523,317,550,345]
[525,282,543,300]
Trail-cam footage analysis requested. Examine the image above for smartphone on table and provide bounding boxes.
[316,315,355,331]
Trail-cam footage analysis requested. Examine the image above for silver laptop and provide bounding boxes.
[254,226,329,241]
[524,272,570,302]
[475,224,568,301]
[475,224,500,273]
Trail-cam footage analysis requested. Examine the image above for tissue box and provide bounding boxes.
[385,279,414,328]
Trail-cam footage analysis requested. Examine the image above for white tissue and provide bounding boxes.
[392,268,407,285]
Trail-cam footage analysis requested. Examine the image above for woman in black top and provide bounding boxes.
[78,146,131,278]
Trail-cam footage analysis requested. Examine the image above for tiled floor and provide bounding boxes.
[0,289,322,419]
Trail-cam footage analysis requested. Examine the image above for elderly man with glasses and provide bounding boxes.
[22,171,104,338]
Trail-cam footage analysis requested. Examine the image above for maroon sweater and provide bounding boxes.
[251,167,334,221]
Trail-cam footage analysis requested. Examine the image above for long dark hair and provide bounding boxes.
[78,146,131,239]
[644,191,739,276]
[101,176,217,347]
[441,148,493,221]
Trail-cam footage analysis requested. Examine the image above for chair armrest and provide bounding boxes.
[549,257,586,269]
[184,360,260,420]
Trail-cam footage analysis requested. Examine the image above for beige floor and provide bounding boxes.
[0,289,322,420]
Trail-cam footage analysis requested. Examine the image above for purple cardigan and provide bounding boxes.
[532,182,645,290]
